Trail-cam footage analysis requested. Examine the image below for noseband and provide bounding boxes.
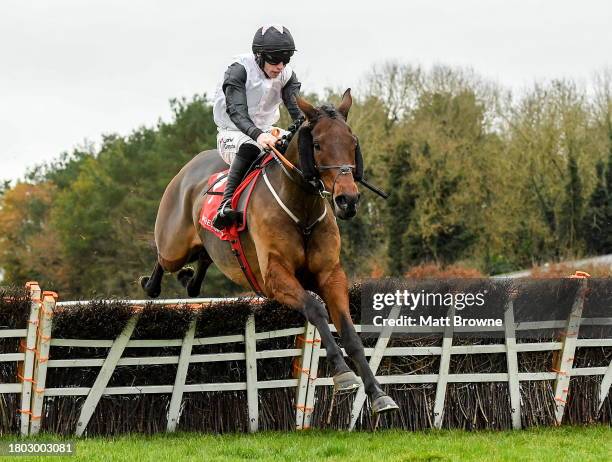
[315,163,356,199]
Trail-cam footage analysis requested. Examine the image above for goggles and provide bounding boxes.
[262,50,293,65]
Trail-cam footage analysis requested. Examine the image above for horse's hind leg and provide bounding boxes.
[140,260,164,298]
[177,249,213,297]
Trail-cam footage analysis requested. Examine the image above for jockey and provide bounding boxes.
[212,24,303,229]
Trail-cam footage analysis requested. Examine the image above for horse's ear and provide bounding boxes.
[337,88,352,119]
[296,96,318,121]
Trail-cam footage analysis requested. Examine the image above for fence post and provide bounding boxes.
[75,312,140,436]
[598,359,612,412]
[245,314,258,433]
[29,291,56,435]
[553,278,588,425]
[295,322,316,429]
[18,282,42,436]
[433,305,455,429]
[504,297,522,429]
[302,327,321,429]
[167,317,197,432]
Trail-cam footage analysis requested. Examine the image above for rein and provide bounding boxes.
[263,144,328,236]
[266,143,331,198]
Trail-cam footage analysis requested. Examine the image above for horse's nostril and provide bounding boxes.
[335,195,348,209]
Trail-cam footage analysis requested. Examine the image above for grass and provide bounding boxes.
[0,426,610,461]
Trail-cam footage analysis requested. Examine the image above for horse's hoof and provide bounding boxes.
[371,394,399,414]
[140,276,160,298]
[149,287,161,298]
[333,371,360,394]
[186,283,201,298]
[146,285,161,298]
[177,267,194,288]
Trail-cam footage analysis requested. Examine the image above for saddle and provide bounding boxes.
[198,153,275,294]
[199,153,273,238]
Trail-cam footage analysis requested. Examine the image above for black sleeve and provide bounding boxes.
[282,71,303,121]
[222,63,263,141]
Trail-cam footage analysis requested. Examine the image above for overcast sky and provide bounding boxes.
[1,0,611,183]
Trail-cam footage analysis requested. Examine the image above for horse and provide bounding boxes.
[140,89,399,415]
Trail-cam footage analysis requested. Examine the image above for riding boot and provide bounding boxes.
[212,144,260,229]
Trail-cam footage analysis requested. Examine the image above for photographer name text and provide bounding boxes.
[372,314,502,327]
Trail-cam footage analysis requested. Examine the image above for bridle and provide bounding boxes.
[315,163,357,200]
[265,143,357,200]
[267,116,388,199]
[257,117,388,236]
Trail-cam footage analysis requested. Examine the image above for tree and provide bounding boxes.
[396,91,486,266]
[386,143,414,275]
[584,122,612,254]
[503,79,599,264]
[560,154,584,252]
[0,182,67,290]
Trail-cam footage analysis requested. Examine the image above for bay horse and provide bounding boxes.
[140,89,399,415]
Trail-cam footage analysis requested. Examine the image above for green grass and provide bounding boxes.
[1,426,610,461]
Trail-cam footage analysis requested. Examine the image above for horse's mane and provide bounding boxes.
[282,103,343,153]
[311,104,344,123]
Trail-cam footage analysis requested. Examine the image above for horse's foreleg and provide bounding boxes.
[317,263,399,413]
[264,254,353,380]
[316,264,381,396]
[140,260,164,298]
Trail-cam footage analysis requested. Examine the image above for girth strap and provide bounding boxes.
[228,235,264,295]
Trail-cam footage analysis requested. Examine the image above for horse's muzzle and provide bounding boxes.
[334,193,360,219]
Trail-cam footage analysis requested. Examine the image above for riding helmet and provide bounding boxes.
[252,25,296,54]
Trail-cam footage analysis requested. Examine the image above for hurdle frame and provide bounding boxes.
[1,280,611,436]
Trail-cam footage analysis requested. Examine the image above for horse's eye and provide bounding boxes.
[313,142,321,151]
